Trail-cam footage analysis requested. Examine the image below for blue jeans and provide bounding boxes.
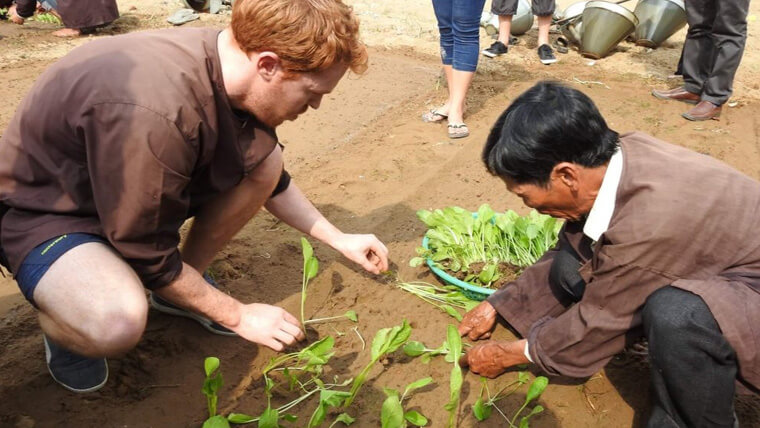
[432,0,486,72]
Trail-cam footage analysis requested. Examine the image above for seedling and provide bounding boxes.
[472,374,548,427]
[412,205,561,288]
[307,383,353,428]
[202,357,225,427]
[380,377,433,427]
[402,340,453,364]
[301,238,319,331]
[31,12,61,24]
[263,336,335,388]
[472,372,530,422]
[397,281,479,321]
[305,310,358,325]
[443,325,464,428]
[344,320,412,406]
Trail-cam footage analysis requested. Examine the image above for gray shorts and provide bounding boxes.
[491,0,555,17]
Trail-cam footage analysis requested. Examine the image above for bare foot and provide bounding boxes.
[52,28,82,38]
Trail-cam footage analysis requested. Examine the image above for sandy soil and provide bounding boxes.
[2,0,760,427]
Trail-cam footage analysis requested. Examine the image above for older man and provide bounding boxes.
[0,0,388,393]
[460,81,759,427]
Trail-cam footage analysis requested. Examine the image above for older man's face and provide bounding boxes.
[503,175,588,222]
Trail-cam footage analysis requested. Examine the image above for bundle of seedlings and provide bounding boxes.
[411,204,562,289]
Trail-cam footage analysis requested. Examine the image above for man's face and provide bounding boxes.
[251,62,348,128]
[503,174,588,222]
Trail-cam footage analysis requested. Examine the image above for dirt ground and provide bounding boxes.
[2,0,760,427]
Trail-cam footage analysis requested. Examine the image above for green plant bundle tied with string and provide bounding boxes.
[410,204,562,288]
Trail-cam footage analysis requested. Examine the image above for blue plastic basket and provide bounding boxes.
[422,235,495,301]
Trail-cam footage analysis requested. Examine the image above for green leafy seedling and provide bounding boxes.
[328,413,356,428]
[308,388,352,428]
[472,372,531,422]
[202,357,224,420]
[380,377,433,427]
[301,238,319,331]
[510,376,548,428]
[263,335,336,390]
[344,320,412,406]
[443,325,464,428]
[305,310,358,325]
[402,340,452,364]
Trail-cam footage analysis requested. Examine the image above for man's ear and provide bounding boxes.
[551,162,580,190]
[254,51,282,82]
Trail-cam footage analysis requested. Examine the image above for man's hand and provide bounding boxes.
[459,339,529,378]
[9,5,25,25]
[231,303,305,351]
[331,233,389,274]
[458,300,498,340]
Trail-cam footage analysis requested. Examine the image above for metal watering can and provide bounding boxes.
[581,1,638,58]
[633,0,686,47]
[557,1,589,46]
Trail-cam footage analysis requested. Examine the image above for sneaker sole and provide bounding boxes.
[149,294,238,337]
[481,50,500,58]
[540,58,558,65]
[44,336,109,393]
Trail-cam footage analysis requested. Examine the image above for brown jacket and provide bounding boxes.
[0,28,279,289]
[487,131,760,389]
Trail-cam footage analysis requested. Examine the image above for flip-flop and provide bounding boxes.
[447,122,469,139]
[167,8,200,25]
[421,109,448,123]
[553,37,569,54]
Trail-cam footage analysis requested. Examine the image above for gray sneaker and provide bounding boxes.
[149,272,237,336]
[43,335,108,393]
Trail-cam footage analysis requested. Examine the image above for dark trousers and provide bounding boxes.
[682,0,750,105]
[549,244,738,427]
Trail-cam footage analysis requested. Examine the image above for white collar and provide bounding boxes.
[583,149,623,241]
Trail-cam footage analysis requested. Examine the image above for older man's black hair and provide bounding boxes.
[482,81,619,186]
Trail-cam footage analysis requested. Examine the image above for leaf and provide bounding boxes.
[403,377,433,397]
[371,327,393,360]
[205,357,220,377]
[321,390,352,408]
[386,320,412,353]
[303,336,335,358]
[334,413,355,426]
[441,305,463,321]
[381,394,405,428]
[403,341,426,357]
[472,398,492,421]
[308,404,327,428]
[227,413,256,424]
[420,354,432,364]
[518,405,545,428]
[202,415,231,428]
[409,257,425,267]
[404,410,428,426]
[525,377,549,405]
[282,414,298,423]
[305,257,319,281]
[301,237,314,264]
[258,407,280,428]
[446,325,463,360]
[344,310,358,322]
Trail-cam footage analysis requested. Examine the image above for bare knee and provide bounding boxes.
[85,295,148,356]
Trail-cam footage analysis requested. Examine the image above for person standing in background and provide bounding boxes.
[9,0,119,37]
[421,0,487,139]
[651,0,749,121]
[481,0,557,64]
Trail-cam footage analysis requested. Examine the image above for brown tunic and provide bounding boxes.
[487,131,760,389]
[0,28,279,289]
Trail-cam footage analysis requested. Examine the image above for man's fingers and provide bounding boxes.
[280,321,305,342]
[265,338,285,352]
[481,331,492,339]
[458,354,469,368]
[282,311,300,326]
[458,322,472,337]
[273,329,298,346]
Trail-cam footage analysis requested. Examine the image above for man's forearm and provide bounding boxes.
[153,263,242,329]
[265,182,343,247]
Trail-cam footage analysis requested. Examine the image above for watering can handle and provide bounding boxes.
[554,0,632,26]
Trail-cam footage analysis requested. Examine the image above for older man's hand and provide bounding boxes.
[459,339,529,378]
[458,300,498,340]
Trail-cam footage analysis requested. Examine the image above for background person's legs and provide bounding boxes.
[642,286,738,428]
[700,0,750,106]
[682,0,717,96]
